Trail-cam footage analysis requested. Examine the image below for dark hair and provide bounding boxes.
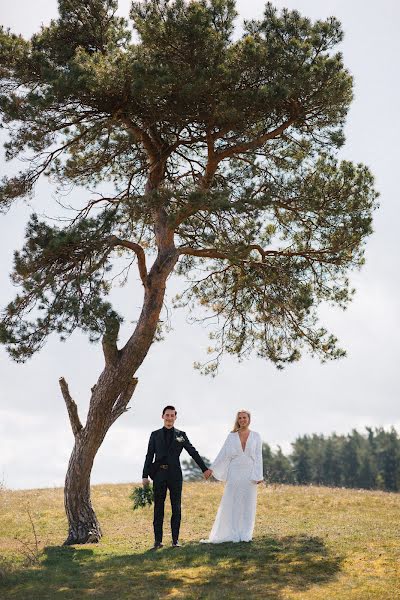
[162,405,177,416]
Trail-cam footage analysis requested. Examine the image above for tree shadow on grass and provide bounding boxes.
[0,535,342,600]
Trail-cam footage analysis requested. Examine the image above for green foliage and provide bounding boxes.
[35,0,130,61]
[129,484,154,510]
[0,1,378,368]
[0,210,122,361]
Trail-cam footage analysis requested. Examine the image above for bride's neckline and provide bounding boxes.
[237,429,251,452]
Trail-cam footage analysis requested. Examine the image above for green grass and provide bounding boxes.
[0,482,399,599]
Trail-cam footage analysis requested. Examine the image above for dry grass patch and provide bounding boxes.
[0,483,399,599]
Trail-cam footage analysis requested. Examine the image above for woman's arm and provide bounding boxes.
[252,433,264,483]
[211,434,232,481]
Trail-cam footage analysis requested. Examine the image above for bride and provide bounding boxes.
[202,410,264,543]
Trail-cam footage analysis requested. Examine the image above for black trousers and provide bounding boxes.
[153,478,183,543]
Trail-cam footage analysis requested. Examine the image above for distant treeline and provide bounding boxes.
[182,427,400,492]
[263,427,400,492]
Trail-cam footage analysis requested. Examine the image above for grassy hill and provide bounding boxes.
[0,482,399,599]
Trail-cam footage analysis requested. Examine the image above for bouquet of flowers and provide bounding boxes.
[130,484,154,510]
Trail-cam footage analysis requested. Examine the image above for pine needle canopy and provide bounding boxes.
[0,0,378,370]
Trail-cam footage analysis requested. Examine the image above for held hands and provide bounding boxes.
[203,469,213,480]
[142,477,150,488]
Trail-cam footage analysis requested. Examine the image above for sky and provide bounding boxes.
[0,0,399,490]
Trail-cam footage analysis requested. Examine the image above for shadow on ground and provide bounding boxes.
[0,535,342,599]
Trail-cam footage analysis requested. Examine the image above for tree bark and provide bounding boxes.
[63,433,103,544]
[61,227,178,544]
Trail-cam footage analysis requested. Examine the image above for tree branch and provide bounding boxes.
[102,318,120,366]
[179,247,230,260]
[199,125,219,191]
[108,378,138,426]
[216,117,296,160]
[109,236,148,285]
[173,118,297,227]
[172,127,219,226]
[116,113,159,159]
[179,244,348,263]
[59,377,83,437]
[116,114,171,193]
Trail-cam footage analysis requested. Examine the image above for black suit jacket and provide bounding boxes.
[142,428,208,481]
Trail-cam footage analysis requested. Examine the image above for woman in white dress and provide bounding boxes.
[202,410,264,543]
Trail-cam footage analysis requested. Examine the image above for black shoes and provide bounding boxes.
[151,542,163,550]
[150,540,181,549]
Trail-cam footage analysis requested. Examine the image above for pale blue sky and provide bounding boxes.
[0,1,399,489]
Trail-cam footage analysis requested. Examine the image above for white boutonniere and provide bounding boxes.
[175,435,185,443]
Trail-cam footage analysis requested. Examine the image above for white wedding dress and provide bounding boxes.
[202,430,263,543]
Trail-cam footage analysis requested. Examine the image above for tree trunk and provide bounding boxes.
[63,433,103,545]
[60,235,178,544]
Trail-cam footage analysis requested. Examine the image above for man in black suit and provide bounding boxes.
[142,405,212,549]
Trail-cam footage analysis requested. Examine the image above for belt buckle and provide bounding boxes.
[160,464,168,470]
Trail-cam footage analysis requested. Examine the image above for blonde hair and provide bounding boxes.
[232,409,251,433]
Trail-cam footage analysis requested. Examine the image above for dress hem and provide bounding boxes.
[200,537,252,544]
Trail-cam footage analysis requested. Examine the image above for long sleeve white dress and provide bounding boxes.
[202,430,263,543]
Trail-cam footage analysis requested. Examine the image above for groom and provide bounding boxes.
[142,405,212,549]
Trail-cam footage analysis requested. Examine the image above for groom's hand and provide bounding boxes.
[203,469,212,480]
[142,478,150,487]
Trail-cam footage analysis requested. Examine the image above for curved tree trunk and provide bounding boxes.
[60,231,178,544]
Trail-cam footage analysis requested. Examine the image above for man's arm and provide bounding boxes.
[142,432,155,485]
[182,432,210,475]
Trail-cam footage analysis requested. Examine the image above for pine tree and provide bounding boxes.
[0,1,377,543]
[309,434,326,484]
[262,443,294,483]
[322,435,342,486]
[272,446,295,484]
[377,429,400,492]
[291,436,312,484]
[341,430,362,488]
